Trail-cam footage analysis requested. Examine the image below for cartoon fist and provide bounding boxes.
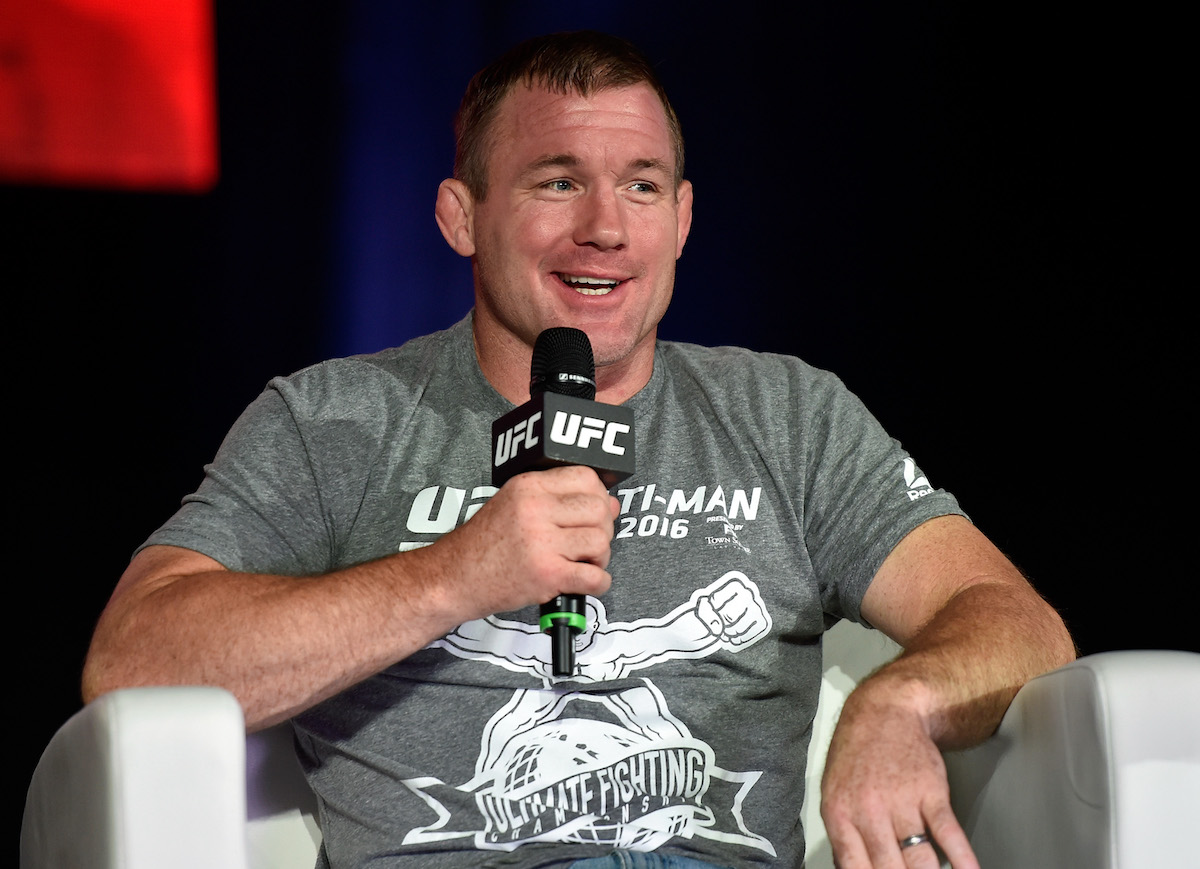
[694,572,770,647]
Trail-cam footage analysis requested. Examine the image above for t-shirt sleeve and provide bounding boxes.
[139,357,401,576]
[139,377,334,575]
[799,369,967,626]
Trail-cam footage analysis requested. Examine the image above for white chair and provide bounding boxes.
[21,625,1200,869]
[802,620,902,868]
[20,686,321,869]
[944,648,1200,868]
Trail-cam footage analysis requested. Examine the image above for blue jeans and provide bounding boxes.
[567,853,731,869]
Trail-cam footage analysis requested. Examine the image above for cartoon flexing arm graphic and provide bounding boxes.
[434,571,772,682]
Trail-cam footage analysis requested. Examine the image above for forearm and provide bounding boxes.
[82,466,619,731]
[82,544,468,731]
[820,518,1074,866]
[820,557,1075,867]
[848,577,1077,749]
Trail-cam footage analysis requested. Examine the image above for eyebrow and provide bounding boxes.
[524,154,580,175]
[521,154,673,178]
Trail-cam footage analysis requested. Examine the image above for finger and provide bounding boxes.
[847,803,930,869]
[530,464,610,494]
[537,473,616,519]
[860,822,916,869]
[898,833,941,869]
[708,574,747,605]
[710,587,747,617]
[559,526,614,571]
[560,560,612,597]
[825,819,872,869]
[515,485,612,532]
[723,611,765,643]
[924,801,979,869]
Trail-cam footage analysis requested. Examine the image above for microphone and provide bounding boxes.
[491,327,635,676]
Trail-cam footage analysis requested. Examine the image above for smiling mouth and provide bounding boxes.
[557,274,623,296]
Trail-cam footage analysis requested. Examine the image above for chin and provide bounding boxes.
[593,334,654,371]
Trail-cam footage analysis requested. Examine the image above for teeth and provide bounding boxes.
[561,274,620,296]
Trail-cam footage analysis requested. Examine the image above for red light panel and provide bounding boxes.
[0,0,217,191]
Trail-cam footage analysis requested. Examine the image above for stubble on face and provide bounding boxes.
[464,82,692,404]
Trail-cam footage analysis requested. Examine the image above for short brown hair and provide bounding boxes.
[453,31,685,200]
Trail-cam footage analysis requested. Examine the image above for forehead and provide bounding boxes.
[488,82,676,175]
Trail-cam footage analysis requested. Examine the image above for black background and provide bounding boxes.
[9,3,1189,854]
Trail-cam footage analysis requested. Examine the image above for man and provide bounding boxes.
[83,31,1075,869]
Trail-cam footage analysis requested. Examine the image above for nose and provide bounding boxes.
[573,186,628,250]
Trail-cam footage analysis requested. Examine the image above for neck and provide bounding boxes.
[472,319,654,406]
[592,348,656,405]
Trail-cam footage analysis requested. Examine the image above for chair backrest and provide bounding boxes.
[803,619,902,869]
[245,724,322,869]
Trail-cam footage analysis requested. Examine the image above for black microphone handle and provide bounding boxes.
[539,594,587,677]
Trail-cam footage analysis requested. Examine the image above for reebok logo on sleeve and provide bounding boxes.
[902,458,935,501]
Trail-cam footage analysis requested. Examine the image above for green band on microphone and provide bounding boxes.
[540,611,587,633]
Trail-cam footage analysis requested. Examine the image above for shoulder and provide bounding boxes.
[654,339,858,410]
[268,318,476,420]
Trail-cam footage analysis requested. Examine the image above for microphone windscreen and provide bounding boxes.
[531,328,596,400]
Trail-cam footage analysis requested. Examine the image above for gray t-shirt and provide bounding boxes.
[144,313,964,868]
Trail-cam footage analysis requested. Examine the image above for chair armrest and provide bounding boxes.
[21,686,250,869]
[945,650,1200,869]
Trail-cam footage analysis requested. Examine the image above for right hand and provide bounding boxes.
[83,465,617,728]
[429,465,620,623]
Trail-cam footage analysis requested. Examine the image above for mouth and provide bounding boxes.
[556,273,625,297]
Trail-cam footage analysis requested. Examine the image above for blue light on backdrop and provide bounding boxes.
[327,2,629,359]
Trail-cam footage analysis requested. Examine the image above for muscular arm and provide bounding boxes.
[820,514,1075,868]
[82,466,619,731]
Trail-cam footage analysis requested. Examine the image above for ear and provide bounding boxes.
[435,178,476,257]
[674,179,694,259]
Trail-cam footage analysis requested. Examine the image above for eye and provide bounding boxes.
[626,180,663,200]
[543,179,575,193]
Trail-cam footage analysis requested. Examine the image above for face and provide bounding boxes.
[439,82,693,399]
